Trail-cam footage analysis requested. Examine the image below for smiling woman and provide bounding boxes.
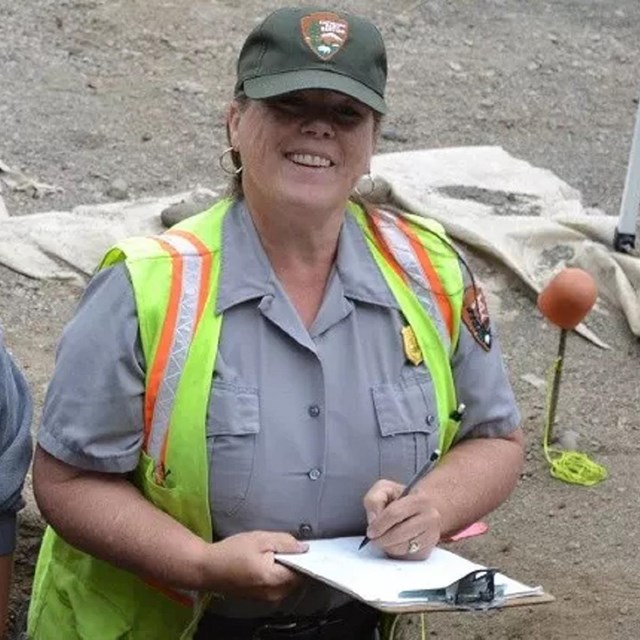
[224,92,383,202]
[27,7,524,640]
[227,90,377,300]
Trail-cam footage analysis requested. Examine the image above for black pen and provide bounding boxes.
[359,448,442,551]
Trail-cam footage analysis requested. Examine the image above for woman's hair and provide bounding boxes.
[224,94,248,200]
[223,94,383,200]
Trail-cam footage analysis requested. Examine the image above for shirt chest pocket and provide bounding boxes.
[372,371,440,484]
[207,381,260,517]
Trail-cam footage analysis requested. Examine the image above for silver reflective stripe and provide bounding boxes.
[374,210,451,353]
[147,233,203,463]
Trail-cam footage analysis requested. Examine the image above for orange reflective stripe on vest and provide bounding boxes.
[141,229,216,608]
[145,576,195,608]
[143,236,182,456]
[368,209,454,351]
[168,229,214,325]
[144,232,213,475]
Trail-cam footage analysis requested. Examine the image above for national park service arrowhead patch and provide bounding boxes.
[462,285,492,351]
[300,12,349,60]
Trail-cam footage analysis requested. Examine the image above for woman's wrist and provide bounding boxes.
[183,537,219,591]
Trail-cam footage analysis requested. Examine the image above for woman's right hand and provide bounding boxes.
[202,531,308,602]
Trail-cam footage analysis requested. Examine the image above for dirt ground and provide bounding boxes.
[2,0,640,638]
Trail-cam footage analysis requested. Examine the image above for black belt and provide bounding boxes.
[194,600,379,640]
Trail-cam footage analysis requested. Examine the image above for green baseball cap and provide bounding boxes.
[235,7,388,114]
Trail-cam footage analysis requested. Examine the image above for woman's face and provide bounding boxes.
[228,89,377,217]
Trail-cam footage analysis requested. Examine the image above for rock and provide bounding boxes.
[394,15,411,29]
[106,178,129,200]
[381,128,409,143]
[173,80,206,95]
[161,194,218,228]
[556,428,580,451]
[520,373,546,390]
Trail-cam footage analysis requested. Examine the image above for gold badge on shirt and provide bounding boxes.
[401,325,423,366]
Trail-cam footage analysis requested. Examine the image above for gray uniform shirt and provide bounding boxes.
[39,201,520,615]
[0,329,33,555]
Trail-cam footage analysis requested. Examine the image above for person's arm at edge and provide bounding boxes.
[0,334,33,637]
[0,553,11,639]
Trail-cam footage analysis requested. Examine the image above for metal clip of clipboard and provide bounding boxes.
[397,568,506,611]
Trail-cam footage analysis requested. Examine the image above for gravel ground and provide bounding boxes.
[1,1,640,638]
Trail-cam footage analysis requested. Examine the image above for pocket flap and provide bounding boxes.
[207,381,260,436]
[372,375,439,437]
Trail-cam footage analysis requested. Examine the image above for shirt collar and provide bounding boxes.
[216,200,399,314]
[336,214,399,309]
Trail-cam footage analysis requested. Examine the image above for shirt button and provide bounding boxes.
[425,414,435,426]
[308,468,322,481]
[308,404,321,418]
[299,523,313,538]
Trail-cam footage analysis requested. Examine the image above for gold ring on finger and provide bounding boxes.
[408,539,420,554]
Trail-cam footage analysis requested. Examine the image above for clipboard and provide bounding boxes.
[275,536,554,613]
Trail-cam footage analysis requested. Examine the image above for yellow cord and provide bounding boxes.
[387,614,400,640]
[420,613,427,640]
[180,592,217,639]
[543,356,607,486]
[384,613,428,640]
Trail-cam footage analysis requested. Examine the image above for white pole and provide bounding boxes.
[614,98,640,252]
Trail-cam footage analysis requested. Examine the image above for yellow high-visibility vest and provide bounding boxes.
[28,199,463,640]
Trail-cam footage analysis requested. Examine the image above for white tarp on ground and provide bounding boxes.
[1,147,638,346]
[0,189,217,282]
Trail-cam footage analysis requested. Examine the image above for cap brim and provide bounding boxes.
[242,70,387,114]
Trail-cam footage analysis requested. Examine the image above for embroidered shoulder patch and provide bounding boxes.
[462,285,492,351]
[300,12,349,60]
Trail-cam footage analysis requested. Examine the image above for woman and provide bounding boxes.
[28,7,523,640]
[0,329,32,638]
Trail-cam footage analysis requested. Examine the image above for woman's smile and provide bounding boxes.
[285,152,334,168]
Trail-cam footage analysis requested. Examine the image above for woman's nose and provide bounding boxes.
[300,117,335,138]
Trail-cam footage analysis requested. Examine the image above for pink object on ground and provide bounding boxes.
[442,521,489,542]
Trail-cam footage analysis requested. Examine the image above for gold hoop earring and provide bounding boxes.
[355,172,376,198]
[219,146,243,176]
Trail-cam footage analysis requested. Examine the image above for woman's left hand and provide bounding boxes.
[362,479,442,560]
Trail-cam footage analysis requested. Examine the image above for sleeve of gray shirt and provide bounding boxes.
[0,329,33,555]
[38,264,146,474]
[451,271,521,442]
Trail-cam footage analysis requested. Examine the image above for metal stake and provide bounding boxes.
[546,329,567,445]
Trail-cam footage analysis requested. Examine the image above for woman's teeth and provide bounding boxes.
[288,153,331,168]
